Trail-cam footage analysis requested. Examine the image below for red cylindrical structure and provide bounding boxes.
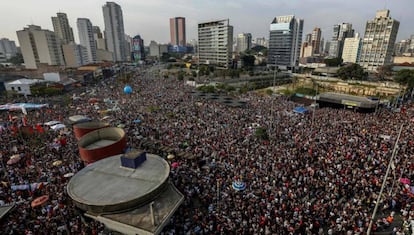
[73,121,110,140]
[78,127,127,164]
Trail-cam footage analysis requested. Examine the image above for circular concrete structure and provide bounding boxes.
[73,121,110,140]
[78,127,127,163]
[67,154,170,213]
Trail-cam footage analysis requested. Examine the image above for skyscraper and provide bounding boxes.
[359,9,399,72]
[170,17,186,46]
[268,15,303,70]
[311,28,322,55]
[92,26,106,50]
[328,23,354,58]
[52,12,75,44]
[0,38,18,59]
[17,25,64,69]
[103,2,126,61]
[342,33,362,63]
[198,19,233,69]
[77,18,97,64]
[236,33,252,53]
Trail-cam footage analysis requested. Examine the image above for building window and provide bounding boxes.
[18,87,21,91]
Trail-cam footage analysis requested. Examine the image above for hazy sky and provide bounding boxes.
[1,0,413,46]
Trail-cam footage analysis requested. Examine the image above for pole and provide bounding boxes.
[367,124,404,235]
[271,56,277,134]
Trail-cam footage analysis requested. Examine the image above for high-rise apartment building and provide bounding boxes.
[328,23,354,58]
[342,33,362,63]
[103,2,126,61]
[170,17,186,46]
[0,38,18,59]
[77,18,97,64]
[268,15,303,70]
[93,26,106,50]
[359,9,399,72]
[311,28,322,55]
[17,25,65,69]
[131,35,145,62]
[236,33,252,53]
[62,43,88,67]
[198,19,233,69]
[52,12,75,44]
[254,37,268,47]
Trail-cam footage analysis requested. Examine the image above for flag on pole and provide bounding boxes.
[21,106,27,115]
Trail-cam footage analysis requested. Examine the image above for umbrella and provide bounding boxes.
[7,155,21,165]
[101,115,111,120]
[31,195,49,208]
[167,154,175,160]
[63,172,74,178]
[232,180,246,191]
[171,162,179,168]
[50,124,66,131]
[53,160,62,166]
[400,178,411,185]
[133,119,142,124]
[88,98,99,104]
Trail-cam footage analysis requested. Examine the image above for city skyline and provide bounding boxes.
[1,0,413,46]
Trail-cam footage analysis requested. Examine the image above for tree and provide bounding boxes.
[395,69,414,88]
[241,54,255,69]
[376,64,394,80]
[7,53,24,65]
[324,57,343,67]
[337,63,368,80]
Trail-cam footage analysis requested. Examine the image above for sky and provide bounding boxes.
[1,0,413,46]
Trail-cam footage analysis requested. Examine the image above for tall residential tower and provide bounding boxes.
[17,25,64,69]
[359,9,399,72]
[52,12,75,44]
[77,18,97,64]
[170,17,186,46]
[103,2,126,61]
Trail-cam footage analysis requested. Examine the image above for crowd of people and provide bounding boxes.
[0,66,413,234]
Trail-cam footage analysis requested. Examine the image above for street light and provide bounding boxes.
[271,56,279,133]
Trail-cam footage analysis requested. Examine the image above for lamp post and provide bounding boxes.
[367,124,404,235]
[271,56,279,133]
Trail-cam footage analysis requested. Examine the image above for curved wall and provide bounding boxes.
[78,127,127,163]
[73,121,110,140]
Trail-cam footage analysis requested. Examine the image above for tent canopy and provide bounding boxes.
[293,107,308,114]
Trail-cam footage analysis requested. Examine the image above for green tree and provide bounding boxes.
[376,64,394,80]
[7,53,24,65]
[337,63,368,80]
[395,69,414,88]
[241,54,255,69]
[324,57,343,67]
[254,127,269,140]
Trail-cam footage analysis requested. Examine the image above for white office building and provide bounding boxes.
[17,25,65,69]
[359,9,399,72]
[268,15,303,70]
[342,34,362,63]
[77,18,97,64]
[236,33,252,53]
[198,19,233,69]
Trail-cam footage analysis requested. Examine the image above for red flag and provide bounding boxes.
[35,124,44,133]
[22,116,27,126]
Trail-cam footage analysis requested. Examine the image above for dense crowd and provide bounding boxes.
[0,66,413,234]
